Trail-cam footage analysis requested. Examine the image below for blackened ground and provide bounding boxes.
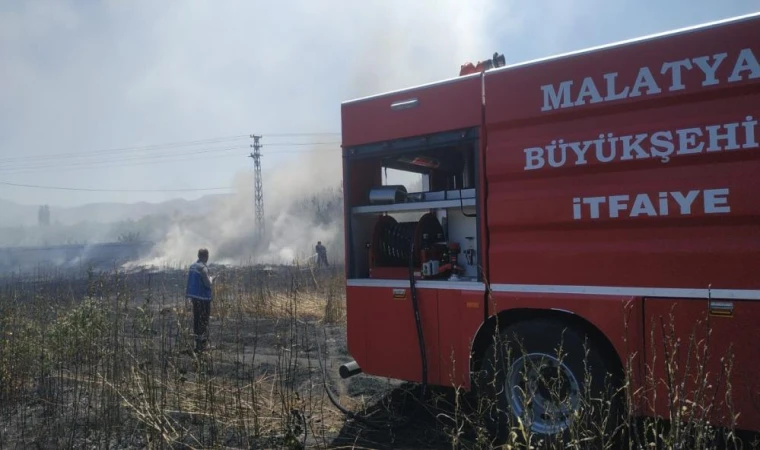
[145,295,484,448]
[0,265,492,449]
[177,307,481,449]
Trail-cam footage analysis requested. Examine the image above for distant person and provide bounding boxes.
[315,241,329,267]
[186,248,213,352]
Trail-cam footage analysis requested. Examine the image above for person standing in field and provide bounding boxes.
[186,248,213,352]
[315,241,329,267]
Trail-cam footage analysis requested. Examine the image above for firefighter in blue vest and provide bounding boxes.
[186,248,213,352]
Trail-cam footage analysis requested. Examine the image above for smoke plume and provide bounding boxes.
[130,148,344,267]
[126,0,499,268]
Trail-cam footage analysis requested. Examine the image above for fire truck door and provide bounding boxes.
[346,285,441,384]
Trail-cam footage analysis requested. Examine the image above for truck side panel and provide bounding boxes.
[643,298,760,431]
[345,285,441,384]
[482,17,760,293]
[341,75,483,147]
[437,288,486,389]
[484,93,760,290]
[346,283,485,387]
[483,14,759,124]
[480,13,760,432]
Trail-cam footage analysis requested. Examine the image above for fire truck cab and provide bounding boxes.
[340,13,760,440]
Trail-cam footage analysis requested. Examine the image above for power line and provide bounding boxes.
[0,180,232,192]
[0,154,244,175]
[0,134,341,164]
[0,142,343,174]
[0,147,343,176]
[262,132,340,137]
[0,145,251,173]
[261,142,340,147]
[0,141,342,168]
[0,134,345,189]
[265,147,342,153]
[0,135,250,164]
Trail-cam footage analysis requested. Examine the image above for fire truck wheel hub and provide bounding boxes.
[506,352,581,435]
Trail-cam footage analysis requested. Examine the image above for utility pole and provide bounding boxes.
[249,135,264,238]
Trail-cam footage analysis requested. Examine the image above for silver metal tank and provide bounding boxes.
[369,185,408,204]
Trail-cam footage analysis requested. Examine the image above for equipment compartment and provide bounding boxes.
[343,127,481,282]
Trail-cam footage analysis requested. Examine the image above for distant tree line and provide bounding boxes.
[294,185,344,228]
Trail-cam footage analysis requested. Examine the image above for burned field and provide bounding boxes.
[3,265,758,449]
[0,264,468,449]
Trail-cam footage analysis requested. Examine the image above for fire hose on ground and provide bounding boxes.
[315,239,429,431]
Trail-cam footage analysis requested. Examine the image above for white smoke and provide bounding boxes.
[126,0,501,269]
[130,150,345,268]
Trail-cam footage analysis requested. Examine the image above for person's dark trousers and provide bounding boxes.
[192,299,211,351]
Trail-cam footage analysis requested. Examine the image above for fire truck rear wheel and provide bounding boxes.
[477,318,623,445]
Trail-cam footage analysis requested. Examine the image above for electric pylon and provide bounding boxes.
[249,135,264,238]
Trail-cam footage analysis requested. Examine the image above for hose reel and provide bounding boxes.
[371,212,444,268]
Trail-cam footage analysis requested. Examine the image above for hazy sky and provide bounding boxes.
[1,0,757,207]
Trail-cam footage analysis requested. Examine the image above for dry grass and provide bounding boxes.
[0,264,758,449]
[0,264,349,449]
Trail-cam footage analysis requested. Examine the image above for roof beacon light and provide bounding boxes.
[459,52,506,76]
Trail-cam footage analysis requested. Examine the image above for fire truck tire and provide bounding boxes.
[477,318,624,445]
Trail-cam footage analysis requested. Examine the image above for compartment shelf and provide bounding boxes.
[352,197,476,214]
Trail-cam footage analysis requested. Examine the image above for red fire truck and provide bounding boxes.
[339,12,760,440]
